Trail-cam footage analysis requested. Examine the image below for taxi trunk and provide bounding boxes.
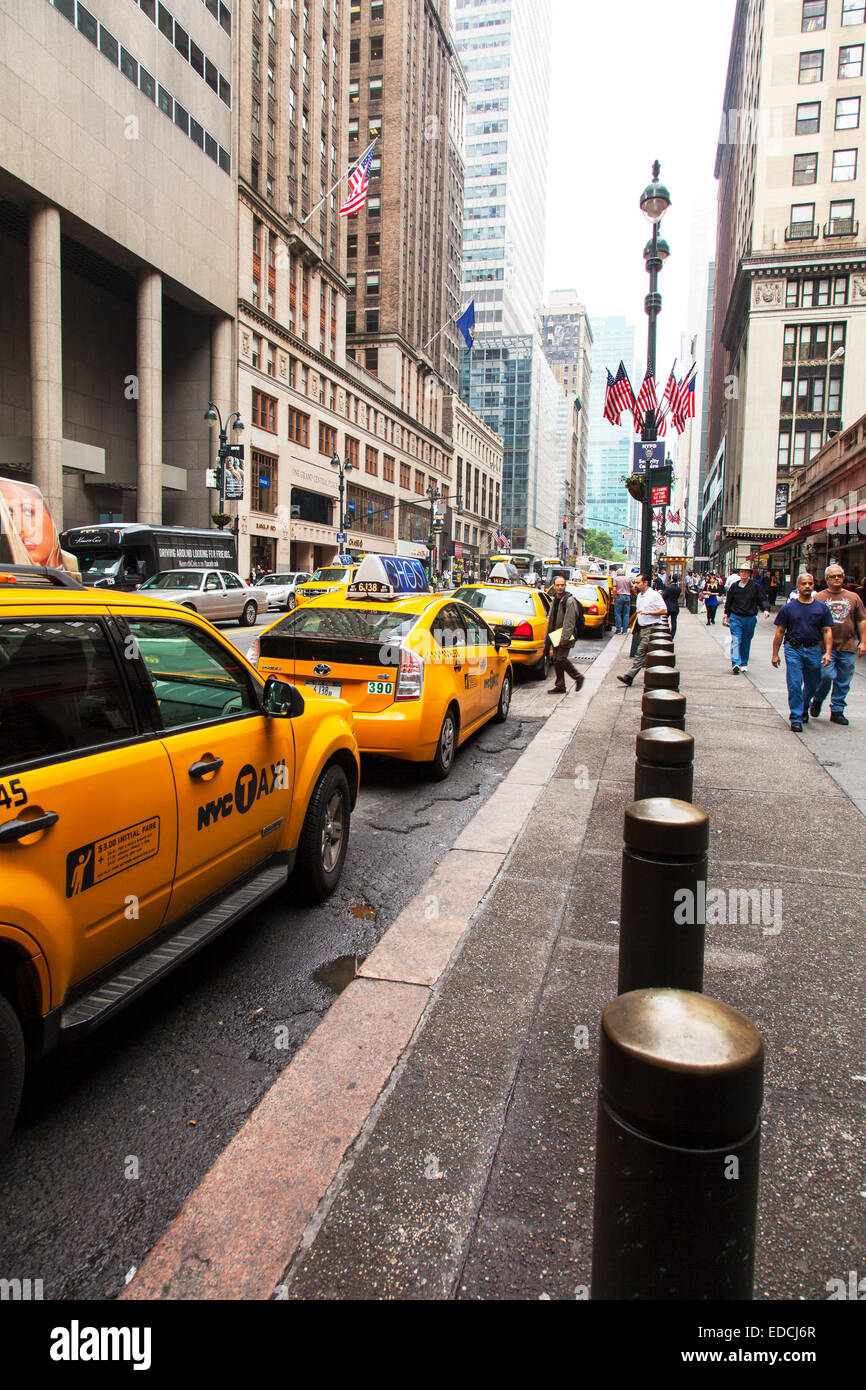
[258,622,416,718]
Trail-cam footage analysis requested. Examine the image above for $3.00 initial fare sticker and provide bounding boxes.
[65,818,160,898]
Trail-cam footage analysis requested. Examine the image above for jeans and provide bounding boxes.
[704,597,718,624]
[812,649,856,713]
[614,595,631,633]
[729,613,757,667]
[667,607,678,639]
[784,643,822,722]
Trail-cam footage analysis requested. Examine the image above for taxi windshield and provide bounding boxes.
[453,587,536,616]
[141,571,202,590]
[309,567,351,583]
[271,606,418,643]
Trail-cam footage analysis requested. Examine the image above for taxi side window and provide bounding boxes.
[205,573,223,591]
[432,604,467,659]
[462,609,490,650]
[0,619,136,771]
[127,620,260,731]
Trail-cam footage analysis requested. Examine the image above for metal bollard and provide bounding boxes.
[641,689,686,729]
[634,727,694,802]
[643,665,681,692]
[645,650,675,668]
[618,796,708,994]
[591,988,764,1300]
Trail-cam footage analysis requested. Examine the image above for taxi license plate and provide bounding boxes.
[306,680,342,698]
[367,680,394,695]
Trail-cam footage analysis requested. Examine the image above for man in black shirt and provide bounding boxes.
[724,564,771,673]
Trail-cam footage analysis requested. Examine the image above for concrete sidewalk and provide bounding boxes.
[125,612,866,1300]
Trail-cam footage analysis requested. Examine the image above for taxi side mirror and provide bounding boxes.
[262,676,305,718]
[493,628,512,650]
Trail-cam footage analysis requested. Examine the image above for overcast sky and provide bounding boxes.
[544,0,738,373]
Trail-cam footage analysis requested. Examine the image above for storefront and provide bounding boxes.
[448,539,479,584]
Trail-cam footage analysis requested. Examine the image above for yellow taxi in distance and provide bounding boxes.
[252,554,514,781]
[545,580,608,637]
[0,564,360,1143]
[452,565,552,681]
[586,574,615,628]
[293,557,360,607]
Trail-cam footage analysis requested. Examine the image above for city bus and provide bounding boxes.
[59,523,237,590]
[487,550,537,582]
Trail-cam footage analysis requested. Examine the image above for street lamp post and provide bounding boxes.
[203,402,245,530]
[639,161,672,578]
[426,482,442,583]
[329,451,354,540]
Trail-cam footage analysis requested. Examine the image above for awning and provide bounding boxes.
[757,528,801,555]
[758,499,866,554]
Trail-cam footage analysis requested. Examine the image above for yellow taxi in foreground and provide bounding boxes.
[293,557,360,607]
[252,554,514,780]
[451,566,552,681]
[0,564,359,1143]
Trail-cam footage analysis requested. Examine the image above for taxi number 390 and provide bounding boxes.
[367,681,394,695]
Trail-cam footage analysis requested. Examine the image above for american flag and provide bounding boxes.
[604,362,635,426]
[339,141,376,218]
[633,369,658,432]
[672,368,697,434]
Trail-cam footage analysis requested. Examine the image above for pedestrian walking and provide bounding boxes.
[771,572,833,732]
[617,574,668,686]
[724,564,772,673]
[662,575,681,639]
[701,573,722,625]
[546,573,584,694]
[613,569,633,634]
[809,564,866,726]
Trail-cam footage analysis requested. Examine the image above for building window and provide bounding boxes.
[795,101,821,133]
[789,201,816,237]
[251,334,261,369]
[365,446,378,476]
[367,196,381,217]
[399,462,411,490]
[319,422,337,456]
[836,96,861,130]
[367,232,381,257]
[365,309,379,332]
[349,80,359,103]
[828,198,856,233]
[344,436,359,470]
[288,408,310,446]
[347,234,358,257]
[842,0,866,22]
[266,342,276,377]
[832,147,858,180]
[778,429,792,471]
[370,35,384,60]
[365,348,379,375]
[833,275,849,304]
[839,44,864,77]
[799,49,824,82]
[383,454,395,483]
[365,272,380,294]
[786,279,800,306]
[251,389,277,432]
[348,117,359,141]
[251,450,277,514]
[414,470,425,494]
[371,0,384,18]
[802,277,831,306]
[793,152,818,183]
[369,78,383,102]
[802,0,826,30]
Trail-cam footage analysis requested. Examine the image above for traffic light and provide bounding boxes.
[563,517,568,529]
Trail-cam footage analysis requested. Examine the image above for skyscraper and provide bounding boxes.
[586,315,638,555]
[707,0,866,574]
[541,291,593,557]
[452,0,553,336]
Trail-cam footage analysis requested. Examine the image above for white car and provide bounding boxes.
[137,569,268,625]
[253,571,311,611]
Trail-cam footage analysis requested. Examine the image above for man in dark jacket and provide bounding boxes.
[662,576,682,638]
[546,574,584,694]
[724,564,771,673]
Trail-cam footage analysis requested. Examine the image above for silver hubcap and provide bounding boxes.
[321,791,344,872]
[440,716,455,768]
[500,676,511,716]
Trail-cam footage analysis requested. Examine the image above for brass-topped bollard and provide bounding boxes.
[591,988,764,1300]
[618,796,708,994]
[643,665,681,692]
[645,650,674,668]
[641,689,686,730]
[634,727,694,802]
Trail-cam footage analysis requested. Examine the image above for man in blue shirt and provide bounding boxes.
[772,572,833,732]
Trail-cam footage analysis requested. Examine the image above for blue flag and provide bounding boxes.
[456,302,476,350]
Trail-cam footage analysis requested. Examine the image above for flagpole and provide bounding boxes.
[302,140,376,226]
[421,320,451,353]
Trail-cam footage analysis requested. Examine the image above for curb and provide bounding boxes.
[121,634,626,1300]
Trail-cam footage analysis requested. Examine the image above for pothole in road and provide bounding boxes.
[314,953,367,994]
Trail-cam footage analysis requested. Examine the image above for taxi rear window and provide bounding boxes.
[268,607,418,643]
[453,587,536,616]
[309,568,350,583]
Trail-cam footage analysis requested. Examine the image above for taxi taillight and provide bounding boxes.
[395,645,424,701]
[512,620,533,639]
[587,604,599,615]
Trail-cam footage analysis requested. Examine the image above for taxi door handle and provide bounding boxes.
[189,757,224,779]
[0,811,59,844]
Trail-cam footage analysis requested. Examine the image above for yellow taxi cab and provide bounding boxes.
[0,563,360,1143]
[451,564,552,681]
[544,580,609,638]
[293,555,360,607]
[251,554,514,781]
[586,573,615,629]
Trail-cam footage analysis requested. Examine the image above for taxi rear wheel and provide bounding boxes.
[0,994,25,1148]
[493,670,512,723]
[531,647,550,681]
[427,707,458,781]
[292,764,350,902]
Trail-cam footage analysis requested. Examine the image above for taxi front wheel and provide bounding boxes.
[0,994,25,1148]
[291,763,351,902]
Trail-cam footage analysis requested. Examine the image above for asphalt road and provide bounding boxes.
[0,644,559,1300]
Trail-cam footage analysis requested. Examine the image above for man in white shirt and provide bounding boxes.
[617,573,668,686]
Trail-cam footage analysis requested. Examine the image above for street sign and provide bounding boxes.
[205,469,218,489]
[633,442,665,475]
[336,532,348,545]
[651,486,670,506]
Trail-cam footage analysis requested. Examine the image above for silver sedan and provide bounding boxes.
[137,569,268,625]
[253,571,311,610]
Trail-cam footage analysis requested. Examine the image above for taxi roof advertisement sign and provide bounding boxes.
[348,554,430,600]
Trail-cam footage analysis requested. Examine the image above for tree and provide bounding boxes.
[585,528,616,560]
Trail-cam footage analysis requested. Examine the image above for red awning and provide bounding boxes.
[757,528,801,554]
[758,501,866,554]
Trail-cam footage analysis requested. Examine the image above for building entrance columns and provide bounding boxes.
[137,270,163,524]
[29,203,64,524]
